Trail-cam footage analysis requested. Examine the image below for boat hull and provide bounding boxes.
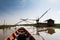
[5,27,35,40]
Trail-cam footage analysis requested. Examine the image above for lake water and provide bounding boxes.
[0,26,60,40]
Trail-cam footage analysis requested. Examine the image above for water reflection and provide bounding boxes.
[0,27,17,40]
[0,26,60,40]
[37,27,55,35]
[46,28,55,34]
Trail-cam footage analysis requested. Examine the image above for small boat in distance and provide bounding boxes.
[5,27,35,40]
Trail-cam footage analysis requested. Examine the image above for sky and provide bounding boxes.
[0,0,60,25]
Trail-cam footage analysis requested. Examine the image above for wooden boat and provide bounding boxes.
[5,27,35,40]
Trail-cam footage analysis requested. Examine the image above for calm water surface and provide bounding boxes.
[0,26,60,40]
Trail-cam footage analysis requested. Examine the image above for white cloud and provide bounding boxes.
[47,0,60,3]
[52,10,60,23]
